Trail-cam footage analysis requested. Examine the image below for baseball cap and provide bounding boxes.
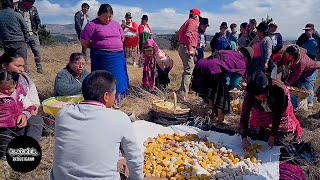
[190,8,201,17]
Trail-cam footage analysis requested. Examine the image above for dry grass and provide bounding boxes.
[0,43,319,179]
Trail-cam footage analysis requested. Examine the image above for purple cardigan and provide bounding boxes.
[195,50,246,75]
[81,19,124,51]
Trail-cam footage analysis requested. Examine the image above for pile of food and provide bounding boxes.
[229,89,243,114]
[143,133,262,179]
[230,98,242,115]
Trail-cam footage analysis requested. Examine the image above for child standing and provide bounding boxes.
[51,70,143,180]
[141,39,173,91]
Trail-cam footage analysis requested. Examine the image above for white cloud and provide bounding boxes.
[34,0,320,40]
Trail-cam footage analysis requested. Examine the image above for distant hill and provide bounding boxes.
[45,24,75,34]
[44,24,296,48]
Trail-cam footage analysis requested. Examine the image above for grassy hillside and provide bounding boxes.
[0,43,319,179]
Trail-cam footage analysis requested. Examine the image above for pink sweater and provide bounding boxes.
[0,74,39,127]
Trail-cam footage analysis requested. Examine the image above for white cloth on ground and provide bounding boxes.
[133,120,280,180]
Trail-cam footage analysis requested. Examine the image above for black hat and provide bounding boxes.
[200,17,209,26]
[246,71,269,95]
[256,22,269,33]
[142,15,148,20]
[303,23,314,30]
[220,22,228,28]
[125,12,132,18]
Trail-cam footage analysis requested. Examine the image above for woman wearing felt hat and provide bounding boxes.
[240,71,303,151]
[138,15,153,52]
[191,47,254,124]
[122,12,139,67]
[247,22,273,79]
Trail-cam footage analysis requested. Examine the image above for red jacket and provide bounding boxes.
[178,18,199,51]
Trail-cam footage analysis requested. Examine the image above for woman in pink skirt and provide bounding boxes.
[240,71,303,151]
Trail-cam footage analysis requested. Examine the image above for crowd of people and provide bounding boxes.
[0,0,319,179]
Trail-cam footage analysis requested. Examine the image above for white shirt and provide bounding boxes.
[51,102,144,180]
[82,12,89,30]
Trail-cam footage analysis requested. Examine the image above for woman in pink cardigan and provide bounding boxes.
[0,51,43,159]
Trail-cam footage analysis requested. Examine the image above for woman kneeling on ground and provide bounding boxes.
[191,47,254,124]
[240,71,303,151]
[54,53,89,96]
[0,51,44,158]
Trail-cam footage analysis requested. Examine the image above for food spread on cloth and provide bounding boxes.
[143,133,263,179]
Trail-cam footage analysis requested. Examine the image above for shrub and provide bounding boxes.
[170,31,179,50]
[38,25,54,45]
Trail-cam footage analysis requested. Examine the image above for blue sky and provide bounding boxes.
[32,0,319,40]
[47,0,235,14]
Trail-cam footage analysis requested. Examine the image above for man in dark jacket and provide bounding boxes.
[13,0,43,74]
[74,3,90,57]
[0,0,28,65]
[296,23,320,60]
[210,22,233,53]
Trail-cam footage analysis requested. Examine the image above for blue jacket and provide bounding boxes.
[0,8,29,44]
[210,32,234,53]
[54,66,89,96]
[296,32,320,59]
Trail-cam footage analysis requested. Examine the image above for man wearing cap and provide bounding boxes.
[13,0,43,74]
[210,22,234,53]
[296,23,320,60]
[197,17,209,61]
[74,3,90,57]
[122,12,139,66]
[177,8,201,101]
